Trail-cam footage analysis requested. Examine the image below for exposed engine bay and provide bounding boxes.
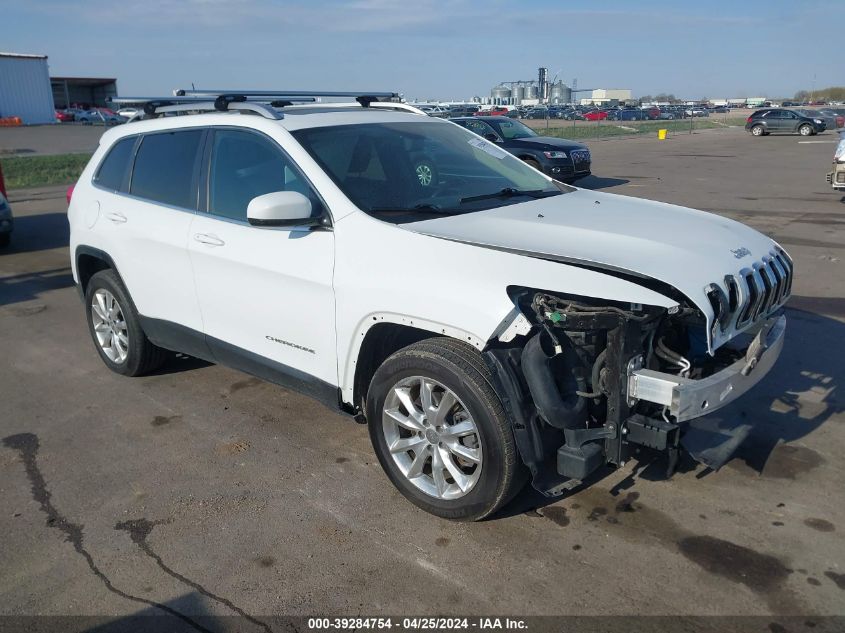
[484,288,786,496]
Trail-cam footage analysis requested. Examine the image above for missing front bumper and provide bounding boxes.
[627,315,786,422]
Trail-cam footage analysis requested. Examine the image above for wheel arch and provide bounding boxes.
[518,153,542,165]
[343,314,487,413]
[75,245,125,295]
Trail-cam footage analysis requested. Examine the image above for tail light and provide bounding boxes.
[746,117,752,123]
[66,183,75,205]
[0,162,6,198]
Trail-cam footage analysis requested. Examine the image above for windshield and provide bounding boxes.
[486,118,538,140]
[291,120,568,222]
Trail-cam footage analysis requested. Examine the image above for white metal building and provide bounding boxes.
[580,88,633,106]
[0,52,55,124]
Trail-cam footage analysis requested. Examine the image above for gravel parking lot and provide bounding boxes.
[1,126,843,630]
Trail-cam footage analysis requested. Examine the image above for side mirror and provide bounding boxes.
[247,191,315,227]
[484,133,500,143]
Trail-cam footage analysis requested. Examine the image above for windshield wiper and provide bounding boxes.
[459,188,554,204]
[368,204,459,215]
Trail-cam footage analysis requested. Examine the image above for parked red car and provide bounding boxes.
[474,106,509,117]
[583,110,609,121]
[55,110,74,122]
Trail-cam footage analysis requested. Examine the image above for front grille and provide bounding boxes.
[706,248,793,335]
[570,149,590,165]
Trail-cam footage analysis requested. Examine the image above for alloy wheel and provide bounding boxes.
[91,289,129,363]
[382,376,482,500]
[416,163,434,187]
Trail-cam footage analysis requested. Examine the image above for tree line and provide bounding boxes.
[794,86,845,102]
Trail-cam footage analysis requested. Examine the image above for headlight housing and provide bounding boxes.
[543,151,567,159]
[814,119,823,124]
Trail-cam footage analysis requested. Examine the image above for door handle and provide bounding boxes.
[105,212,127,224]
[193,233,225,247]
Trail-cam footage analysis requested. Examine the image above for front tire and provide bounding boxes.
[799,124,813,136]
[366,338,523,521]
[522,157,543,172]
[85,270,166,376]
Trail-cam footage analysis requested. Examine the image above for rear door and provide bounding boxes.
[768,110,786,132]
[95,128,206,337]
[187,127,337,399]
[781,110,799,132]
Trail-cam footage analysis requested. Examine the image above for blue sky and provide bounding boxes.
[2,0,839,100]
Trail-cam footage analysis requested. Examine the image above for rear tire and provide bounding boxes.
[366,338,524,521]
[85,269,167,377]
[0,233,9,248]
[751,125,765,136]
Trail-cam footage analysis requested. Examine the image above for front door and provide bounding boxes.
[187,128,338,401]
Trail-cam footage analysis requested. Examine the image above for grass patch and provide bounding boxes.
[1,153,92,190]
[537,116,749,140]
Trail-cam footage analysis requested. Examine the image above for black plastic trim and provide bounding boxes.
[137,316,341,412]
[74,245,124,293]
[138,316,215,363]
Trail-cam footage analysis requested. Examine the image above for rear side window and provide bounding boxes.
[130,130,204,209]
[94,137,135,191]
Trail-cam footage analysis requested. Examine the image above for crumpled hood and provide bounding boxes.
[400,188,784,350]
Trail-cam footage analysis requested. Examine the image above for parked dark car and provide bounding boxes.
[448,104,480,118]
[821,108,845,128]
[745,109,826,136]
[611,108,648,121]
[451,116,591,183]
[799,109,841,130]
[711,106,730,113]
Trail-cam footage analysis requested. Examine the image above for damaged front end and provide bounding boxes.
[484,287,787,496]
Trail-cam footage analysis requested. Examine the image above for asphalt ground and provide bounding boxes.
[0,124,106,156]
[1,125,843,631]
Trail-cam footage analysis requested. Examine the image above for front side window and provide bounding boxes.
[130,130,204,209]
[487,119,538,140]
[94,136,136,191]
[458,119,497,138]
[292,120,567,222]
[207,129,321,222]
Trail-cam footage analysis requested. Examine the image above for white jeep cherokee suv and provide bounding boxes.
[69,92,792,521]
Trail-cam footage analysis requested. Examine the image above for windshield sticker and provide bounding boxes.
[467,137,509,160]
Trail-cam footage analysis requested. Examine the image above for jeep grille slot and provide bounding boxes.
[715,249,792,333]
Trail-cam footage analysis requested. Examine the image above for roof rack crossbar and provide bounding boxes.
[109,95,316,105]
[175,89,398,100]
